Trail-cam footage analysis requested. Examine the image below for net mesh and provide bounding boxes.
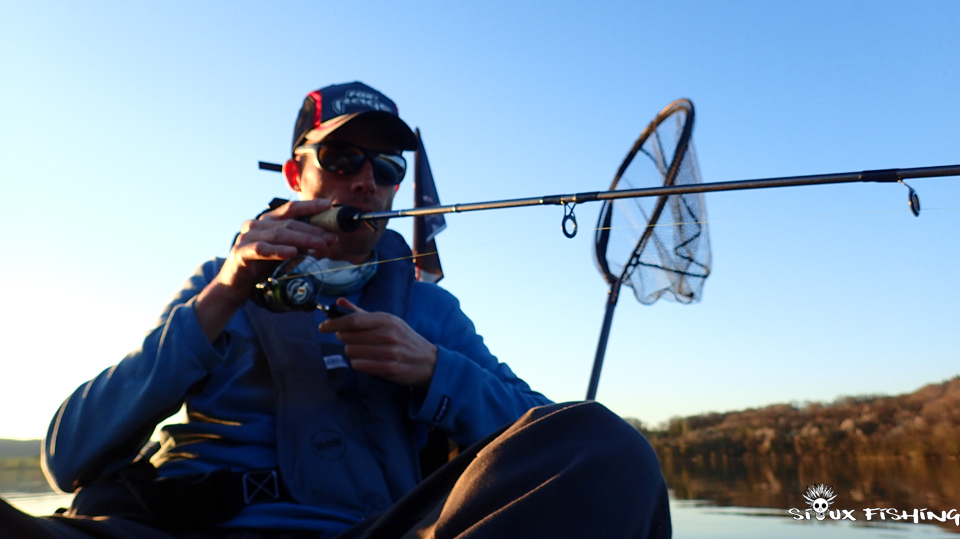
[594,101,711,305]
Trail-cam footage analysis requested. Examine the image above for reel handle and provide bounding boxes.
[308,206,363,232]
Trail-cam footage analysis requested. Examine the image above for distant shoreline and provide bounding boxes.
[631,377,960,462]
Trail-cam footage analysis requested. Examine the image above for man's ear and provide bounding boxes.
[282,159,301,192]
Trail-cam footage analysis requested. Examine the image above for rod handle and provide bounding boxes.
[308,206,362,233]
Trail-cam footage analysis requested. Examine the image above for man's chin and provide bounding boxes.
[333,229,383,261]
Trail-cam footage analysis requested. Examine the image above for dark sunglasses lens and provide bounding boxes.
[371,156,405,186]
[317,146,365,175]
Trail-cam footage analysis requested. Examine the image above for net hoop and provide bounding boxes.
[594,98,696,288]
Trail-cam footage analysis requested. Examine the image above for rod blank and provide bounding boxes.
[298,164,960,233]
[353,165,960,223]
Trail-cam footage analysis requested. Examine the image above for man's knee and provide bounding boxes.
[522,401,655,445]
[511,401,663,480]
[466,401,670,537]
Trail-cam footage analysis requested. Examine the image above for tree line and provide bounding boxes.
[630,377,960,463]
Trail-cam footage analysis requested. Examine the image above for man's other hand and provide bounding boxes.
[318,298,438,389]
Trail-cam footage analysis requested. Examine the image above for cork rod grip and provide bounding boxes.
[308,206,362,233]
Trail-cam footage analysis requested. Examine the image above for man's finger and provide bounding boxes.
[344,345,397,362]
[319,310,384,333]
[335,327,395,346]
[236,219,337,255]
[318,298,372,332]
[235,241,298,261]
[336,297,367,313]
[261,198,333,220]
[258,224,337,250]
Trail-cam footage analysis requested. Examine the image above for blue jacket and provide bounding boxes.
[43,231,551,535]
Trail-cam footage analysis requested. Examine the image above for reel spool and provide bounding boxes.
[252,256,322,312]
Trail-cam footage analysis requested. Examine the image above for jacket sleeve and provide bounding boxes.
[408,283,552,446]
[42,260,228,493]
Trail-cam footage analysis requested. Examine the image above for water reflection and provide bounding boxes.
[1,465,75,518]
[670,500,956,539]
[4,458,960,536]
[663,455,960,533]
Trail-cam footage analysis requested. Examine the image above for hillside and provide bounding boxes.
[0,439,41,461]
[638,377,960,461]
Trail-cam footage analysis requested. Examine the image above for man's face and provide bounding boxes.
[293,142,398,261]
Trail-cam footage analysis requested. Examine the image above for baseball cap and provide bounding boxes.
[291,82,417,154]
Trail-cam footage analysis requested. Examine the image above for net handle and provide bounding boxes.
[587,99,697,400]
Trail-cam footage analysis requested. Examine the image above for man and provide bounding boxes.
[0,82,671,539]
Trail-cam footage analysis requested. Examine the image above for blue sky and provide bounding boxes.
[1,1,958,440]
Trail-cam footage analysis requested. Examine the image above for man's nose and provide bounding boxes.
[348,161,377,193]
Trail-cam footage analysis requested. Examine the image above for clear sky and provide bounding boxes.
[1,1,958,440]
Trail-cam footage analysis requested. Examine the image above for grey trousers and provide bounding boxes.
[0,402,671,539]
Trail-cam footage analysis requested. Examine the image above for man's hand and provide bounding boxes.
[319,298,438,389]
[220,199,339,295]
[195,199,339,342]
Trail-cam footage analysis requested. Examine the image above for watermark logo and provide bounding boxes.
[802,483,837,521]
[788,483,960,526]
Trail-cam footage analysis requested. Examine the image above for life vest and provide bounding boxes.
[243,230,423,517]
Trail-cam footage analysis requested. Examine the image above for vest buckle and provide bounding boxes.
[242,469,280,504]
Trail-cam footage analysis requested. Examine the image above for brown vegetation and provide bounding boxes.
[635,377,960,462]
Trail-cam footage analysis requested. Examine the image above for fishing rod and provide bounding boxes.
[259,97,958,402]
[257,161,960,237]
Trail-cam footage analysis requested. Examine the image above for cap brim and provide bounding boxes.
[301,110,417,152]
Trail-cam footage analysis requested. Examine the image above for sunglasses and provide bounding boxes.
[294,143,407,186]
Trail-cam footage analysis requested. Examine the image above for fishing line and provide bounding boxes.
[278,259,381,282]
[272,202,956,286]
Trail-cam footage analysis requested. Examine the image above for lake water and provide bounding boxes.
[663,454,960,537]
[3,459,959,538]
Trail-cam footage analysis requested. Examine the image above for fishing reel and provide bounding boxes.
[251,256,354,318]
[252,256,322,313]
